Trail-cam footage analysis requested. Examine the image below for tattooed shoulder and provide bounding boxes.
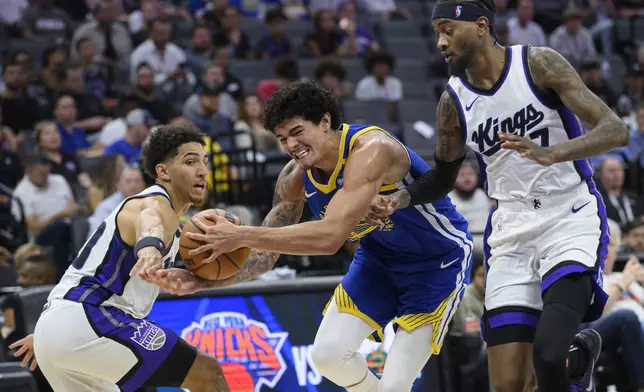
[527,46,579,92]
[273,159,305,206]
[436,90,465,161]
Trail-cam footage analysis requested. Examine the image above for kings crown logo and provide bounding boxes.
[130,320,167,351]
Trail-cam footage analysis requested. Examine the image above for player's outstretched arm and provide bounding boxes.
[231,135,396,255]
[174,160,306,291]
[389,90,466,210]
[119,196,172,282]
[500,46,629,164]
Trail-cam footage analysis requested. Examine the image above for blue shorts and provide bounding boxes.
[324,244,472,354]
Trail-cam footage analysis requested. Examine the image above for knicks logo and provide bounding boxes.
[130,320,167,351]
[472,104,547,156]
[319,205,394,242]
[182,312,288,392]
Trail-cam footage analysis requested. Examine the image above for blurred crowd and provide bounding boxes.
[1,0,644,391]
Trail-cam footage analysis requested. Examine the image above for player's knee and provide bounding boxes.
[532,336,567,377]
[182,352,228,391]
[311,339,347,375]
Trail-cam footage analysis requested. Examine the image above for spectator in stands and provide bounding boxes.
[62,65,112,133]
[256,56,300,101]
[0,127,23,190]
[183,85,234,149]
[214,5,252,59]
[186,23,216,64]
[187,64,237,119]
[7,50,38,91]
[234,94,279,151]
[508,0,546,46]
[618,102,644,166]
[623,218,644,253]
[98,95,140,146]
[87,154,124,212]
[360,0,411,20]
[129,63,181,124]
[53,94,102,157]
[448,162,492,251]
[452,252,485,335]
[0,0,28,37]
[305,10,352,58]
[355,51,402,101]
[494,0,515,20]
[11,155,82,279]
[495,18,510,46]
[103,109,153,164]
[196,0,228,30]
[88,165,145,234]
[212,46,244,101]
[598,157,642,227]
[20,0,74,41]
[255,9,292,60]
[36,121,91,189]
[75,38,111,101]
[337,2,379,56]
[12,243,43,272]
[579,57,616,109]
[614,0,644,18]
[0,247,17,289]
[617,64,643,119]
[129,18,187,86]
[0,60,41,139]
[128,0,160,46]
[71,0,132,64]
[549,7,597,69]
[314,60,352,98]
[40,44,69,102]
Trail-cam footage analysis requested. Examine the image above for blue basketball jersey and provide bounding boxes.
[304,124,471,263]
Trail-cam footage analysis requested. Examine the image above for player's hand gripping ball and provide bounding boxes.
[180,209,250,280]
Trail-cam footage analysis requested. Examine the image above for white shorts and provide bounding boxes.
[33,299,197,392]
[482,181,609,343]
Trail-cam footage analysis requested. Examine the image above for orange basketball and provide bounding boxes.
[179,209,250,280]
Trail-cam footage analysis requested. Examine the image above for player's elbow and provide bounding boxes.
[613,122,630,147]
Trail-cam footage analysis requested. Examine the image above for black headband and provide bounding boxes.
[432,2,496,25]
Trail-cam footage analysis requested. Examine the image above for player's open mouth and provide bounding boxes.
[193,183,205,193]
[294,149,310,159]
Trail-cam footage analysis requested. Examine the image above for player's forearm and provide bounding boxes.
[136,207,165,241]
[549,117,629,163]
[237,221,344,255]
[197,249,281,290]
[403,154,465,205]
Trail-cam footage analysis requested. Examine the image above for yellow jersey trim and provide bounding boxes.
[323,284,385,342]
[394,288,463,355]
[306,124,402,194]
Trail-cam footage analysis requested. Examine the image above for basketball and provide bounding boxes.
[179,209,250,280]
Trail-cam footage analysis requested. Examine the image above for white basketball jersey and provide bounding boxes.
[447,45,594,202]
[48,185,180,319]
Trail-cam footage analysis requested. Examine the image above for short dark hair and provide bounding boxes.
[274,56,300,81]
[364,51,395,74]
[142,123,206,178]
[314,60,346,82]
[265,8,287,24]
[263,80,343,133]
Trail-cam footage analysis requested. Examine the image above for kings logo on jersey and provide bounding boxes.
[182,312,289,391]
[472,103,546,156]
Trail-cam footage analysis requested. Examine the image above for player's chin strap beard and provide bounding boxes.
[432,2,497,40]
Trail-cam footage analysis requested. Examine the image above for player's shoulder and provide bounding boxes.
[524,45,577,87]
[120,193,173,216]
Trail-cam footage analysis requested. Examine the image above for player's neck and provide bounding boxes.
[465,45,507,90]
[155,181,192,217]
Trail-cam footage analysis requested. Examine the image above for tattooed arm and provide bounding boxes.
[525,46,628,161]
[198,160,305,289]
[392,90,466,208]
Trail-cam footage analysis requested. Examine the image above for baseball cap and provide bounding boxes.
[126,109,156,127]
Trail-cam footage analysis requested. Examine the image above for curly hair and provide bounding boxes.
[263,80,343,133]
[142,122,206,178]
[314,60,347,82]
